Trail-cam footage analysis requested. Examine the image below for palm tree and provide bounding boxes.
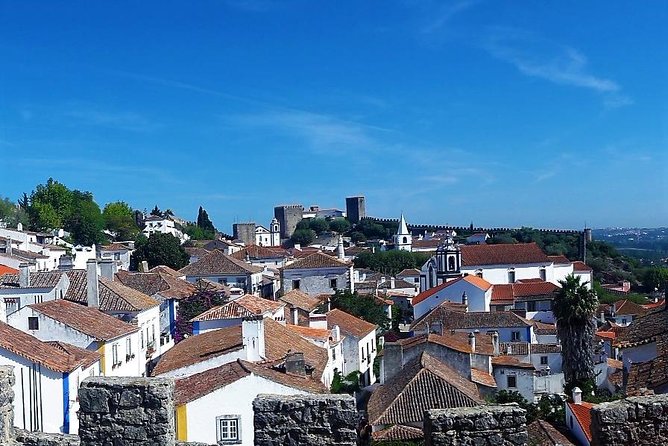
[553,274,598,394]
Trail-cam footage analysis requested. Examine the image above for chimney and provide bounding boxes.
[600,311,606,323]
[331,325,341,343]
[19,263,30,288]
[337,235,345,260]
[468,332,476,353]
[242,316,265,361]
[99,258,117,281]
[492,331,499,356]
[5,239,11,256]
[139,260,149,273]
[86,259,100,308]
[572,387,582,404]
[462,291,468,308]
[390,277,395,289]
[58,255,74,270]
[284,352,306,376]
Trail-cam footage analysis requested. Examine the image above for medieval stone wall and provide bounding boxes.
[252,394,357,446]
[590,394,668,446]
[0,367,14,445]
[424,404,528,446]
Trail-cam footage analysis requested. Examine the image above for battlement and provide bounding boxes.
[361,217,582,235]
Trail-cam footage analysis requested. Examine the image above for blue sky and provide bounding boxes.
[1,1,666,231]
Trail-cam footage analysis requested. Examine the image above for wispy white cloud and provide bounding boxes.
[484,28,629,105]
[421,0,480,34]
[63,106,160,132]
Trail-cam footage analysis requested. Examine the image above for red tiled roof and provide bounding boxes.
[44,341,101,369]
[327,309,376,338]
[397,268,420,277]
[397,332,495,355]
[99,242,131,251]
[471,368,497,387]
[30,299,138,341]
[230,244,288,260]
[548,255,571,264]
[572,261,593,272]
[190,302,253,321]
[372,425,424,441]
[287,325,333,342]
[283,251,350,270]
[491,356,535,369]
[527,420,576,446]
[461,243,550,267]
[413,275,492,306]
[179,249,262,276]
[0,265,18,275]
[236,294,284,314]
[115,270,196,300]
[264,318,329,380]
[64,270,159,312]
[568,402,594,442]
[279,289,323,312]
[491,281,559,302]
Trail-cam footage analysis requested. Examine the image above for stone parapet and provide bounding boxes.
[14,430,80,446]
[590,394,668,446]
[253,394,357,446]
[0,366,14,445]
[424,404,528,446]
[78,376,175,446]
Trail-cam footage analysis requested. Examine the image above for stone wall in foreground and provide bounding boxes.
[253,394,357,446]
[590,394,668,446]
[424,404,528,446]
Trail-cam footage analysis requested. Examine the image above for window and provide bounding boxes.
[330,278,337,289]
[539,268,546,281]
[292,279,301,290]
[216,416,241,443]
[402,236,408,244]
[331,347,336,361]
[114,252,121,260]
[508,269,516,283]
[361,346,365,361]
[28,317,39,330]
[540,356,548,365]
[448,256,456,271]
[475,270,483,278]
[112,343,120,367]
[507,375,517,388]
[126,338,133,361]
[140,330,145,349]
[371,338,375,352]
[511,331,521,341]
[527,301,537,312]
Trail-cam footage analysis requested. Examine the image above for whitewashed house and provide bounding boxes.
[412,275,493,320]
[0,322,100,434]
[0,266,68,315]
[191,294,285,335]
[287,324,345,385]
[142,216,189,244]
[97,242,133,271]
[174,358,326,445]
[6,298,141,377]
[326,309,377,386]
[179,249,264,296]
[281,252,353,296]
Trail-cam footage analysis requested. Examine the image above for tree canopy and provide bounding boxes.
[327,289,390,331]
[103,201,140,241]
[196,206,216,233]
[130,233,189,271]
[354,250,432,276]
[291,228,316,246]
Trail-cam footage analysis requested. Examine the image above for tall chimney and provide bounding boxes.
[572,387,582,404]
[390,277,395,289]
[139,261,149,273]
[99,258,117,281]
[468,332,476,353]
[492,331,499,356]
[58,255,74,271]
[242,315,265,361]
[86,259,100,308]
[18,263,30,288]
[462,291,468,308]
[5,239,12,256]
[337,235,345,260]
[284,352,306,376]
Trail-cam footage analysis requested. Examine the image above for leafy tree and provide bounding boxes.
[642,267,668,291]
[131,233,189,271]
[103,201,139,241]
[490,390,539,422]
[328,218,350,234]
[0,196,28,227]
[327,289,390,331]
[28,178,73,230]
[308,218,330,235]
[67,191,104,245]
[354,250,432,276]
[184,223,215,240]
[196,206,216,233]
[150,205,163,217]
[350,231,367,244]
[553,275,598,394]
[291,228,316,246]
[330,370,360,394]
[174,285,228,342]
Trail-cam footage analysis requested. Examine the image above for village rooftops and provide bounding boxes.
[178,249,262,276]
[572,261,593,272]
[173,359,327,406]
[282,251,350,270]
[412,275,493,306]
[279,289,323,312]
[526,420,576,446]
[395,331,495,355]
[491,356,535,369]
[230,244,289,260]
[614,303,667,347]
[0,321,100,373]
[411,303,531,332]
[491,280,559,303]
[264,318,329,380]
[64,270,159,312]
[372,425,424,442]
[0,270,64,289]
[190,295,284,322]
[115,269,196,300]
[547,254,571,264]
[99,242,132,251]
[367,352,483,426]
[625,353,668,396]
[0,265,18,275]
[287,325,342,344]
[327,308,376,339]
[29,299,139,341]
[567,401,594,443]
[397,268,420,277]
[460,242,550,267]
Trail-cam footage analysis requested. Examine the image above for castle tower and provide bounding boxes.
[270,218,281,246]
[394,213,412,251]
[436,231,461,283]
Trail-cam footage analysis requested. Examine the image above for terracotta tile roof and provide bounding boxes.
[491,356,535,369]
[567,402,594,442]
[174,358,250,405]
[397,332,495,355]
[44,341,101,369]
[533,321,557,335]
[0,271,64,289]
[527,420,576,446]
[491,281,558,303]
[230,244,288,260]
[327,309,376,338]
[64,270,159,312]
[149,265,182,276]
[9,248,49,260]
[596,330,616,341]
[470,368,497,388]
[412,305,531,332]
[0,321,100,373]
[413,275,492,306]
[99,242,131,251]
[0,265,18,275]
[241,360,327,394]
[367,352,483,425]
[642,299,665,310]
[236,294,284,314]
[547,255,571,265]
[30,299,138,341]
[371,425,424,441]
[279,289,323,312]
[461,243,550,267]
[152,325,243,376]
[572,261,593,272]
[190,302,251,321]
[264,318,329,380]
[179,249,262,276]
[611,299,649,317]
[532,344,561,354]
[397,268,420,277]
[606,358,623,369]
[626,353,668,395]
[500,342,529,356]
[287,325,333,343]
[615,306,667,347]
[115,270,196,300]
[184,247,211,258]
[411,239,442,249]
[282,252,350,270]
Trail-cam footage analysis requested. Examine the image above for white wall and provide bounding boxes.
[183,374,310,445]
[282,266,352,296]
[493,366,535,402]
[461,263,554,285]
[622,342,657,371]
[566,403,591,446]
[413,281,488,320]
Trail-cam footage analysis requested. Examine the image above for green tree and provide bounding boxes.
[67,191,105,245]
[196,206,216,233]
[328,218,351,234]
[327,289,390,331]
[150,205,163,217]
[642,267,668,291]
[0,196,28,227]
[103,201,139,241]
[354,250,432,276]
[131,233,189,270]
[28,178,73,230]
[330,370,361,394]
[351,231,367,244]
[291,228,316,246]
[184,223,215,240]
[553,275,598,394]
[308,218,330,234]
